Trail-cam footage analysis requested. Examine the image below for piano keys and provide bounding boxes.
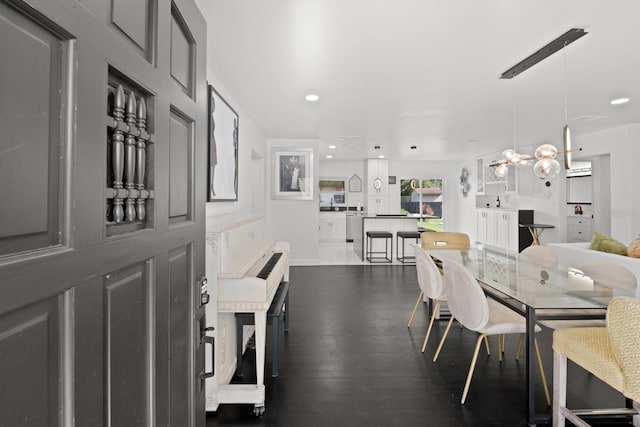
[217,243,290,309]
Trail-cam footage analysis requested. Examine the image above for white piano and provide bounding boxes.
[204,215,290,415]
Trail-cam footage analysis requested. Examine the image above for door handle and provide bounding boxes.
[200,335,215,380]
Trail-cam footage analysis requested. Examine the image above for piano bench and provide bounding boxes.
[366,231,393,263]
[235,281,290,378]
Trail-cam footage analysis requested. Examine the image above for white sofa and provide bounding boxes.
[547,242,640,298]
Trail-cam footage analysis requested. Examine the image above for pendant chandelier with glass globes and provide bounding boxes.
[493,28,586,179]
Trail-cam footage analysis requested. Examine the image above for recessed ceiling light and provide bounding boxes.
[305,94,319,102]
[378,155,385,159]
[610,97,630,105]
[328,145,336,149]
[326,155,333,159]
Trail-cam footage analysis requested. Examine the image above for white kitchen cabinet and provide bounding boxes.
[567,216,592,243]
[476,209,489,243]
[484,155,503,186]
[366,159,390,214]
[477,154,519,194]
[366,159,389,195]
[477,208,499,246]
[476,208,534,252]
[319,212,347,241]
[367,195,389,215]
[495,210,518,251]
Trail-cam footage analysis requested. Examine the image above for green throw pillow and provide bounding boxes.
[590,231,628,256]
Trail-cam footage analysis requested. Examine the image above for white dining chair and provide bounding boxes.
[410,246,448,353]
[408,231,470,329]
[434,258,551,405]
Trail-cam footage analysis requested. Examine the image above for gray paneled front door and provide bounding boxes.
[0,0,207,425]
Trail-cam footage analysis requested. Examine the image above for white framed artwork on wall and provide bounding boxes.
[272,148,313,200]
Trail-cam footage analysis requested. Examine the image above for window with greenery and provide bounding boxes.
[400,178,443,231]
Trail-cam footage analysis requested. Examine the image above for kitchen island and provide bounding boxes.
[352,214,434,262]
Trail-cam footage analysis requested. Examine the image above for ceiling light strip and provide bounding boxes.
[500,28,588,79]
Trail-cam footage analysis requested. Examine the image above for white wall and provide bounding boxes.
[267,139,321,265]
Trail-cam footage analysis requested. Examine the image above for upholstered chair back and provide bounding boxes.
[606,296,640,402]
[421,232,470,251]
[415,246,445,300]
[442,259,489,331]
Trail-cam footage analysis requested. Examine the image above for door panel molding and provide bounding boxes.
[104,262,150,427]
[0,1,74,256]
[169,107,194,223]
[0,295,61,426]
[110,0,158,63]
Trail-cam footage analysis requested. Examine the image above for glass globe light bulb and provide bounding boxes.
[534,144,558,160]
[519,157,533,166]
[507,153,522,166]
[495,163,509,177]
[534,158,561,178]
[502,149,516,160]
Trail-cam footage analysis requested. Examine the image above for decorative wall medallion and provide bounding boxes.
[349,174,362,192]
[373,178,382,191]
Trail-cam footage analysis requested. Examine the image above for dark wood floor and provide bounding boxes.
[206,265,633,427]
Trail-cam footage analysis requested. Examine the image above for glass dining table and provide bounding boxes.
[429,244,638,426]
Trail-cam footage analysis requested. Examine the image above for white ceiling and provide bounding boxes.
[195,0,640,162]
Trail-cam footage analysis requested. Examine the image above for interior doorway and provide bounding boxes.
[589,154,611,236]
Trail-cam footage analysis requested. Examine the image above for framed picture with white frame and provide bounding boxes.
[272,148,314,200]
